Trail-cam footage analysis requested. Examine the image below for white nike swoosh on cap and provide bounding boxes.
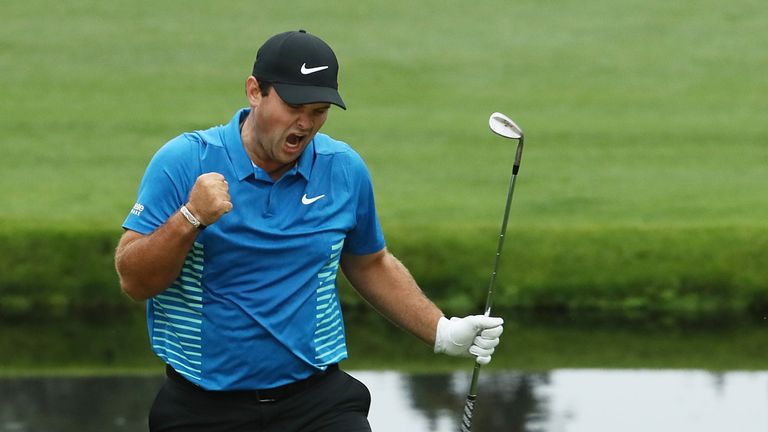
[300,63,329,75]
[302,194,326,205]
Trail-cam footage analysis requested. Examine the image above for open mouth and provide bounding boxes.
[286,133,305,148]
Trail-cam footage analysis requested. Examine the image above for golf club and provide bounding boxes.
[459,112,525,432]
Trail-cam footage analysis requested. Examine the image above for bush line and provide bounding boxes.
[1,225,766,320]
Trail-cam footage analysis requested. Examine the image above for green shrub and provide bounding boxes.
[1,225,766,321]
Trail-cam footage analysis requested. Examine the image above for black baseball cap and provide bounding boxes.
[252,30,346,110]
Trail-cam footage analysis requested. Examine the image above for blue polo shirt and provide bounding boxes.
[123,108,386,390]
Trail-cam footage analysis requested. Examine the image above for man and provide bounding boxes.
[115,29,504,431]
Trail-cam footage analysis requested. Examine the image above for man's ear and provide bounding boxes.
[245,76,262,108]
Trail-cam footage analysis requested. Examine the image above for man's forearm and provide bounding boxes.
[342,250,444,346]
[115,211,200,301]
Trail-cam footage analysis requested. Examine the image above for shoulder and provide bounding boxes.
[191,123,228,149]
[148,133,196,167]
[151,123,226,163]
[311,134,375,196]
[313,133,368,171]
[145,129,216,182]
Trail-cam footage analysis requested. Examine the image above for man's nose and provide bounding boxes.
[296,110,313,131]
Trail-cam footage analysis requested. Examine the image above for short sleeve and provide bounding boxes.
[342,150,386,255]
[122,134,202,234]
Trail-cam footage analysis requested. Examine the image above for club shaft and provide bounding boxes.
[482,136,523,320]
[482,172,518,318]
[461,136,523,431]
[466,171,518,400]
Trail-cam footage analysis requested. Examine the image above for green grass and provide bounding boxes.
[1,0,767,317]
[1,0,765,229]
[2,312,767,374]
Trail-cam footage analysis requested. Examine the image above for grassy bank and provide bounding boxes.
[1,0,766,320]
[386,224,768,318]
[1,224,766,319]
[2,311,766,374]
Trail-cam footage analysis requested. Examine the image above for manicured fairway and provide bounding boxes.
[1,0,766,316]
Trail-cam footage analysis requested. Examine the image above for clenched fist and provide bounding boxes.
[185,173,233,226]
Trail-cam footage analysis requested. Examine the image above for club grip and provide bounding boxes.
[459,394,477,432]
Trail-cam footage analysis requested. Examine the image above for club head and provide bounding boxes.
[489,112,523,140]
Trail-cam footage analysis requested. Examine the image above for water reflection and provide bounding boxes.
[1,370,767,431]
[401,372,550,431]
[354,370,768,432]
[0,375,162,431]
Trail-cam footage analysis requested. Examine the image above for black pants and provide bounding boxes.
[149,365,372,432]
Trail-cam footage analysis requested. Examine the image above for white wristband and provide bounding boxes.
[180,205,206,229]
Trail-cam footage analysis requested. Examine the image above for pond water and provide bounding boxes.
[1,369,766,432]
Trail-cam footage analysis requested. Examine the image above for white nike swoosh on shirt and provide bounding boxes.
[302,194,326,205]
[300,63,329,75]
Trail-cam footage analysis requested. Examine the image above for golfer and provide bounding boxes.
[115,29,504,431]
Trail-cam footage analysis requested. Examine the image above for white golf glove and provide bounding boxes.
[434,315,504,365]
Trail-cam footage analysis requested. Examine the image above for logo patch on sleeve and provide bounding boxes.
[131,203,145,216]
